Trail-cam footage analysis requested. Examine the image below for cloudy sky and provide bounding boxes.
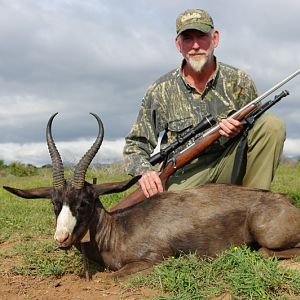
[0,0,299,167]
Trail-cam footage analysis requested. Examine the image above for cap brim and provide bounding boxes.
[177,23,212,37]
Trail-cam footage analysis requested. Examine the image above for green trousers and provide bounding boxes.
[166,114,286,191]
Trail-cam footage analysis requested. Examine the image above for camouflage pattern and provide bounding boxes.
[123,60,258,176]
[176,9,214,36]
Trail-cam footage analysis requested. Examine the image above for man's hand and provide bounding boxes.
[219,118,243,137]
[138,171,164,198]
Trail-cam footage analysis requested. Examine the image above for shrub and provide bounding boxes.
[8,162,38,177]
[0,159,5,169]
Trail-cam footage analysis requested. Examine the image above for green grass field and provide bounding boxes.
[0,162,299,299]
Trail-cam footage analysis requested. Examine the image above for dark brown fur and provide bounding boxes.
[4,182,300,277]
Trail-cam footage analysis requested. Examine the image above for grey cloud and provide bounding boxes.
[0,0,299,165]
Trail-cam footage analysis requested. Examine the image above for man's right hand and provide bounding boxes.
[138,171,164,198]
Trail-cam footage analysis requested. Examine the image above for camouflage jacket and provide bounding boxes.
[123,59,258,176]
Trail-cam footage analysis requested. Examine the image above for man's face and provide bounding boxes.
[176,29,219,72]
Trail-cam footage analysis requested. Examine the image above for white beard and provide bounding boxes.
[187,56,208,72]
[186,46,214,72]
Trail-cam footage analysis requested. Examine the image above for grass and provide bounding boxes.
[271,162,300,205]
[11,240,83,276]
[128,246,300,299]
[0,162,299,299]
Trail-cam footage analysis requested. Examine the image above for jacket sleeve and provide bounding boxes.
[123,86,161,176]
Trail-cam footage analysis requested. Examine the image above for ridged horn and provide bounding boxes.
[46,113,65,189]
[72,113,104,189]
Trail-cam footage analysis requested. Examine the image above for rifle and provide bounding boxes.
[110,69,300,212]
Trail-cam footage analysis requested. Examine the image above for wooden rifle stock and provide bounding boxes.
[109,69,300,212]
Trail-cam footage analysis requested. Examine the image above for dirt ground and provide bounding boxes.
[0,271,160,300]
[0,236,163,300]
[1,252,300,300]
[0,241,159,300]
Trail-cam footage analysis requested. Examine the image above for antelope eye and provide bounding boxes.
[52,201,62,215]
[79,200,88,209]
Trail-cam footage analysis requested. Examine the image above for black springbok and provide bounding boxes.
[3,113,300,277]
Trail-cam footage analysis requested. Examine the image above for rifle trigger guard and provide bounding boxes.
[171,157,177,170]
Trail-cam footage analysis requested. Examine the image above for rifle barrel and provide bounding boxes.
[253,69,299,104]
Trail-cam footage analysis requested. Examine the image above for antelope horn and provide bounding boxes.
[46,113,65,189]
[72,113,104,189]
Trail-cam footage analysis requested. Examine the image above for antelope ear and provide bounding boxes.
[3,186,53,199]
[93,175,141,196]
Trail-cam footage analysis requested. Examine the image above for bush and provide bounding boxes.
[8,162,38,177]
[0,160,5,169]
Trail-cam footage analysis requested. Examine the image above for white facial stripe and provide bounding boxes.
[54,204,77,242]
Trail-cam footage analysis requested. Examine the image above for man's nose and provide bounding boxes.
[192,39,201,49]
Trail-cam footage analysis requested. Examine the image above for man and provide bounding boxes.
[123,9,285,198]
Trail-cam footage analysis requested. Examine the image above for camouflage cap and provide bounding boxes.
[176,9,214,36]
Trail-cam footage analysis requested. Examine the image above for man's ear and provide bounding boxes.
[175,37,181,52]
[212,29,220,48]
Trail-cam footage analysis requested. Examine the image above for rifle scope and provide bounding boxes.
[149,114,217,166]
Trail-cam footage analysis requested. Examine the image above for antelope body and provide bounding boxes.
[3,113,300,277]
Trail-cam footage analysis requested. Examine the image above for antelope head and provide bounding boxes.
[3,113,139,248]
